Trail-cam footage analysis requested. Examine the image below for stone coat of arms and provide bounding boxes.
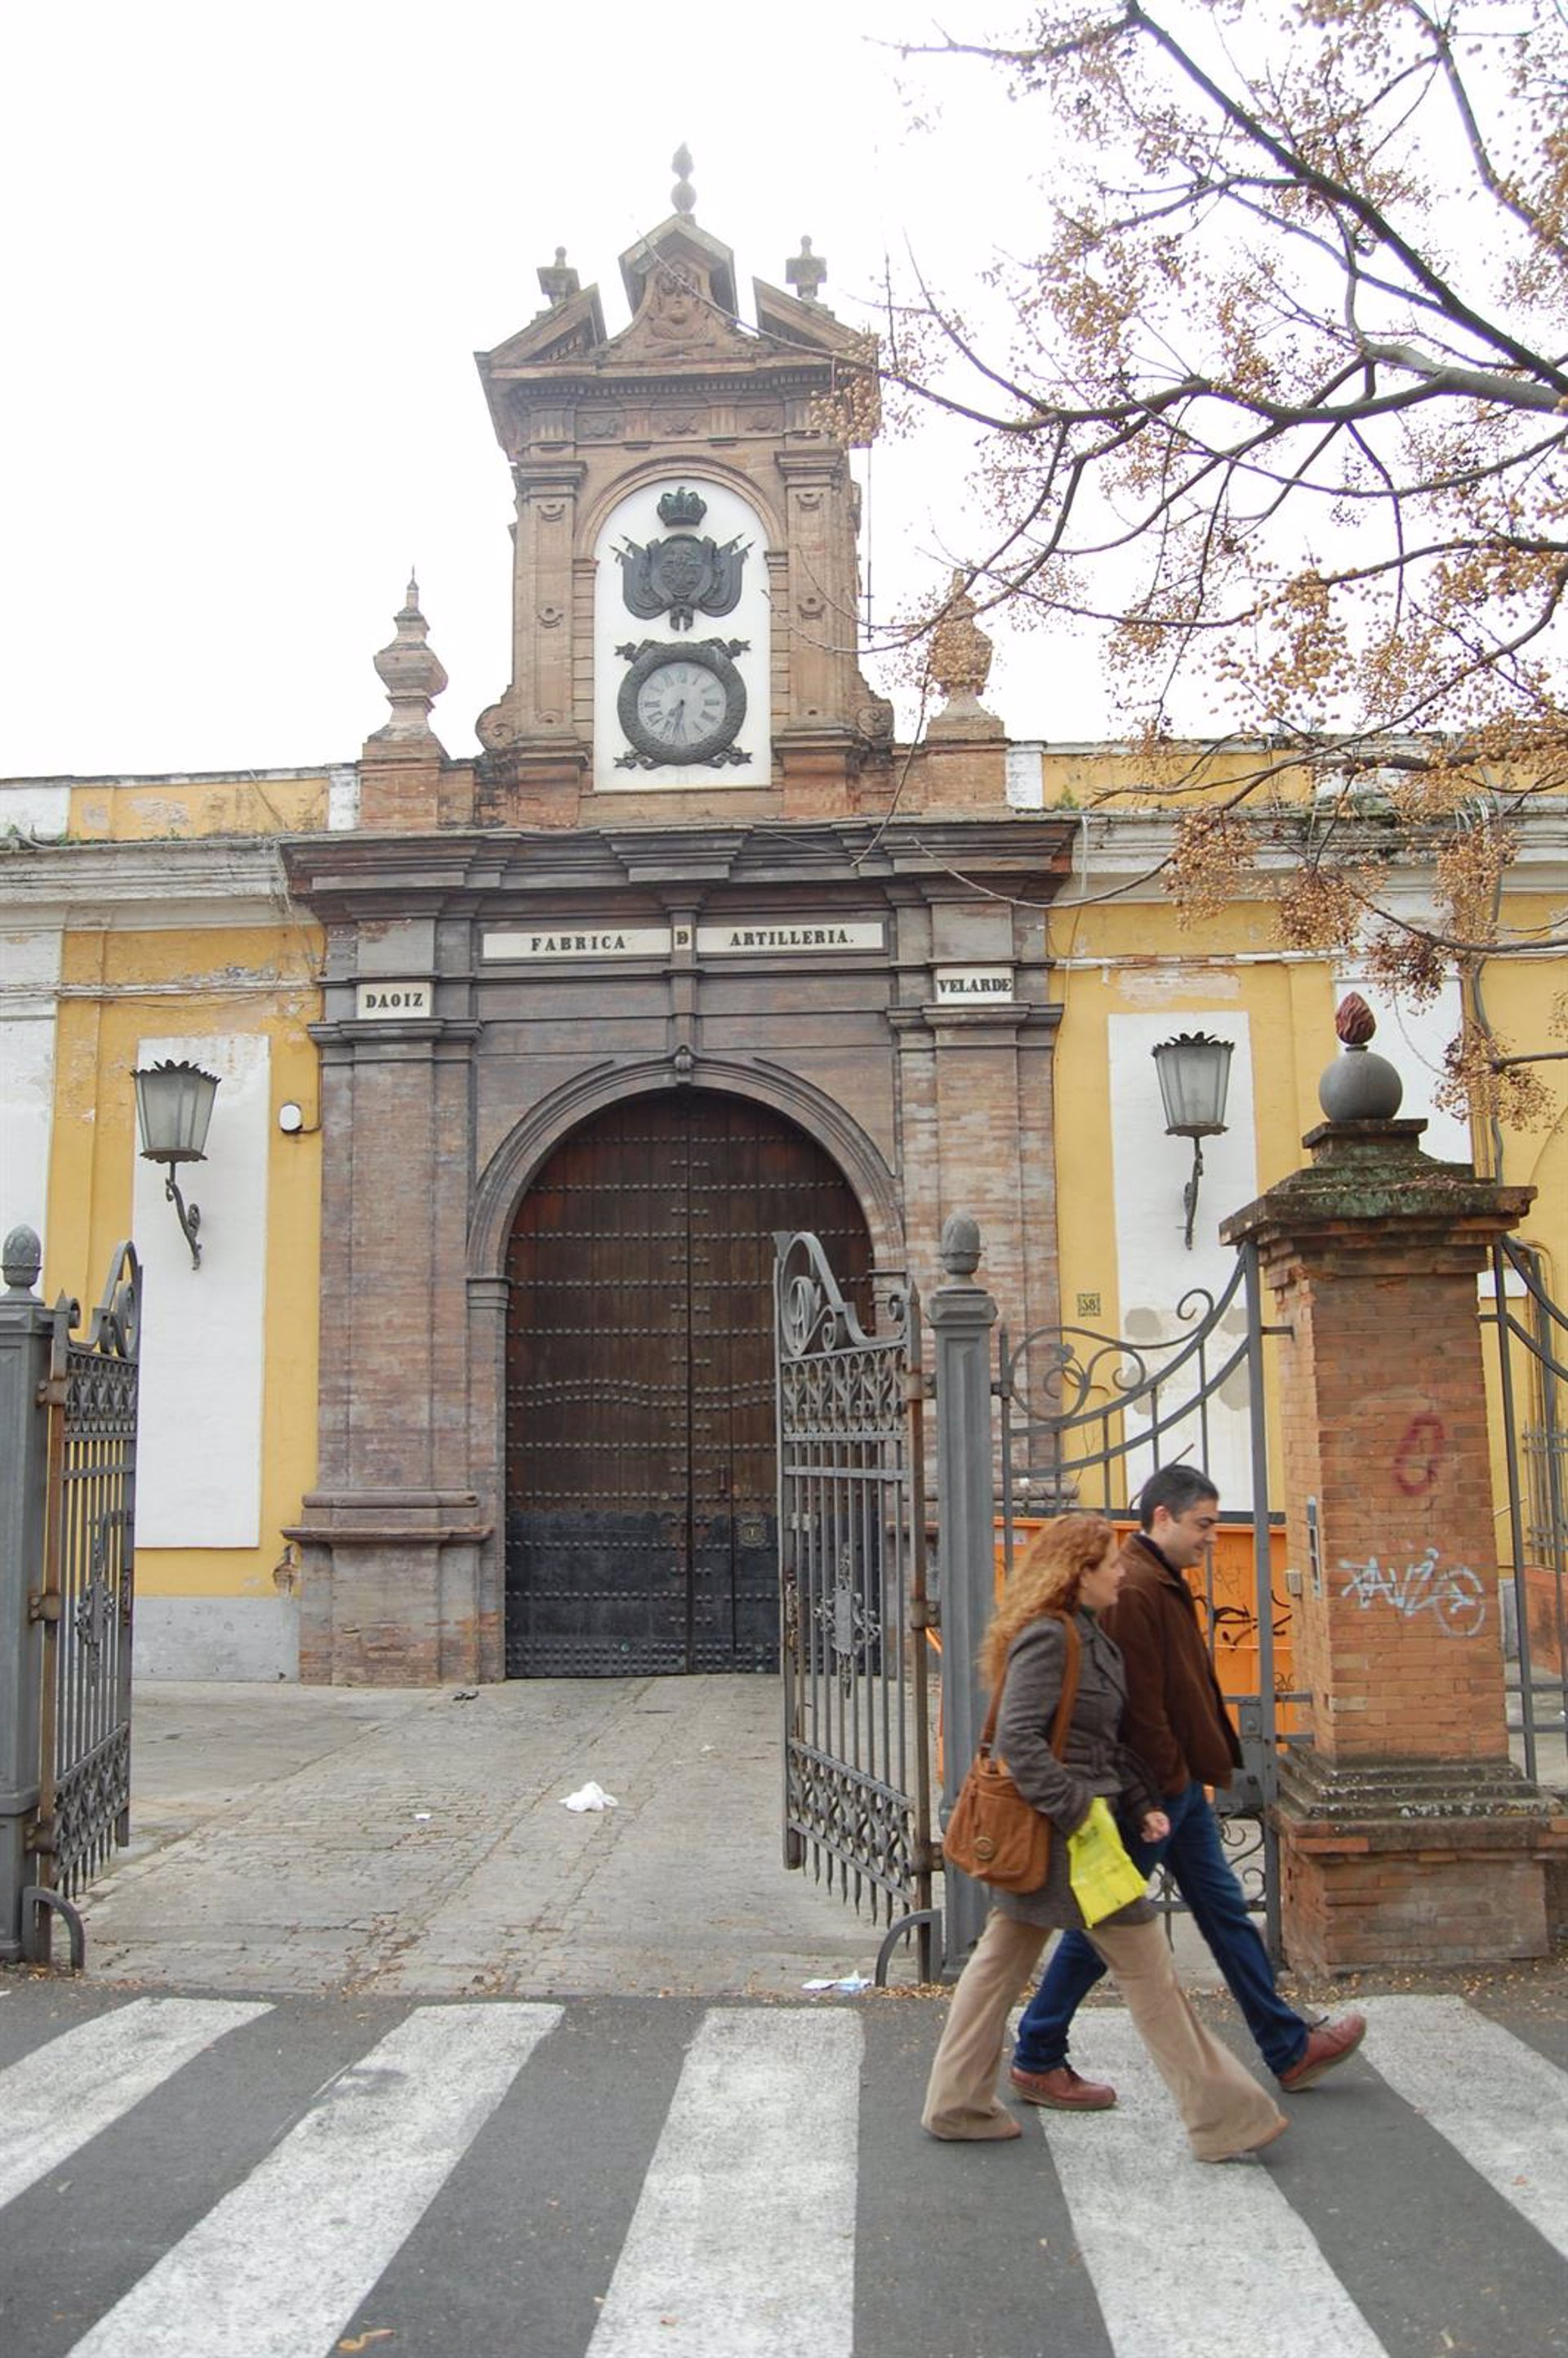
[617,486,749,631]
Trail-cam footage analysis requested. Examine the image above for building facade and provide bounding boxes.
[3,191,1565,1687]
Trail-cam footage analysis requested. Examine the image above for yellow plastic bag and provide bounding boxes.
[1067,1796,1148,1927]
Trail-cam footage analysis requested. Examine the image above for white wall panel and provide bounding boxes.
[1108,1010,1258,1511]
[134,1032,269,1548]
[591,479,771,795]
[0,926,62,1247]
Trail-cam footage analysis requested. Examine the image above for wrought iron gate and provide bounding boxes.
[773,1231,935,1976]
[1484,1237,1568,1788]
[2,1236,140,1966]
[996,1242,1294,1955]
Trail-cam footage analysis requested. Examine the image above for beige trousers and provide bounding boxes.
[921,1909,1286,2162]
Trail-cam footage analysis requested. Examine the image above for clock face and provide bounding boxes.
[635,657,729,753]
[616,637,748,768]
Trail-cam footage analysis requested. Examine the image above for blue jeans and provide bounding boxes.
[1012,1781,1308,2079]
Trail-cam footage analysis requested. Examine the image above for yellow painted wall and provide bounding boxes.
[44,920,323,1609]
[67,771,331,840]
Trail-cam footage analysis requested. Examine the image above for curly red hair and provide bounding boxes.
[979,1513,1118,1685]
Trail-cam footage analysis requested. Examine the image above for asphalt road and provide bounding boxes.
[2,1974,1566,2358]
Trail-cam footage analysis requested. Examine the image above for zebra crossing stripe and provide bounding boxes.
[1036,2015,1387,2358]
[586,2008,861,2358]
[1358,1995,1568,2260]
[67,2000,562,2358]
[0,1997,272,2214]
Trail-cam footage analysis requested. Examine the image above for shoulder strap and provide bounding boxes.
[1048,1613,1081,1758]
[977,1611,1083,1758]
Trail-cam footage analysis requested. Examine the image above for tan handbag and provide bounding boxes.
[942,1614,1082,1892]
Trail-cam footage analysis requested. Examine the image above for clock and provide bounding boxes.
[615,636,750,769]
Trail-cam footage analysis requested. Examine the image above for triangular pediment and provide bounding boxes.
[752,279,870,359]
[477,283,608,374]
[619,215,737,319]
[605,216,759,366]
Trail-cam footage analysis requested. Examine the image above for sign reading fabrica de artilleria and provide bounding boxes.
[482,918,885,961]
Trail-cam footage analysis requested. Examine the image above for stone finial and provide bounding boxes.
[3,1224,42,1294]
[368,576,448,748]
[939,1211,982,1277]
[537,246,580,309]
[1320,992,1404,1121]
[786,235,828,305]
[671,145,696,217]
[929,571,995,706]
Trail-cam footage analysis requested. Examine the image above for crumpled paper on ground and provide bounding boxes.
[562,1780,620,1812]
[801,1973,873,1994]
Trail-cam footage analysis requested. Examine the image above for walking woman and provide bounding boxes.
[922,1513,1286,2162]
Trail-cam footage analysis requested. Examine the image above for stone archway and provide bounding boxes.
[502,1086,872,1675]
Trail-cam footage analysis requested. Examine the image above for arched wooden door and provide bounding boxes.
[505,1089,873,1675]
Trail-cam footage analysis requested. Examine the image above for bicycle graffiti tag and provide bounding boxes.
[1338,1546,1486,1638]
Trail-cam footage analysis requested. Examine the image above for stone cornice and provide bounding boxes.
[1052,800,1568,905]
[280,817,1079,917]
[0,837,297,929]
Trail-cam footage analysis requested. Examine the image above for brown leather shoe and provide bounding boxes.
[1009,2063,1117,2111]
[1277,2012,1367,2091]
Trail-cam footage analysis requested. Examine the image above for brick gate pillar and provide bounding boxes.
[1222,1018,1568,1972]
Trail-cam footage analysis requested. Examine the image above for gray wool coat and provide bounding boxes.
[987,1608,1160,1932]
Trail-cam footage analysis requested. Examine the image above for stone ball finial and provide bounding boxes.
[671,145,696,216]
[537,246,581,309]
[1320,992,1404,1121]
[786,234,829,305]
[3,1224,42,1294]
[939,1211,982,1277]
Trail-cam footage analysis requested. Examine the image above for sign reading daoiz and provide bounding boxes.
[354,981,432,1020]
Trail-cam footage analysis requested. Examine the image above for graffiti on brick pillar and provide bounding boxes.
[1337,1545,1486,1638]
[1391,1411,1447,1498]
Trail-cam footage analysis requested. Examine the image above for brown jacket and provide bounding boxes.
[988,1607,1160,1932]
[1100,1531,1243,1796]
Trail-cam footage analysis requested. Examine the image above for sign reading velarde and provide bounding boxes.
[933,967,1015,1005]
[354,979,434,1019]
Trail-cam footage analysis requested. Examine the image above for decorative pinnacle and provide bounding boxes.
[370,575,448,746]
[537,246,580,309]
[786,235,828,305]
[1335,992,1378,1045]
[671,145,695,216]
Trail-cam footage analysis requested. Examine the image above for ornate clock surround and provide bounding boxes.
[472,201,891,820]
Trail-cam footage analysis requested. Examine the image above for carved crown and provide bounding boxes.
[657,485,707,528]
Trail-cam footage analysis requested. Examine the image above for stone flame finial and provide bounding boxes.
[368,576,448,749]
[671,145,696,216]
[1321,992,1403,1121]
[1335,992,1378,1045]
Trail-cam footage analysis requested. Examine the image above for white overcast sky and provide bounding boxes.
[2,0,1107,782]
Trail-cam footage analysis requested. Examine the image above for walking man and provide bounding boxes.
[1009,1464,1366,2109]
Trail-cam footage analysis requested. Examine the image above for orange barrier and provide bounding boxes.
[929,1518,1300,1776]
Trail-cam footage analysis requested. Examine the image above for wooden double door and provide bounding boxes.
[505,1090,872,1676]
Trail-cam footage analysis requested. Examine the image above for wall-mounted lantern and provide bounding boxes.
[131,1059,220,1268]
[1151,1032,1233,1250]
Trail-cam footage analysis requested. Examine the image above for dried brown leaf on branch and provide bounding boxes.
[878,0,1568,1108]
